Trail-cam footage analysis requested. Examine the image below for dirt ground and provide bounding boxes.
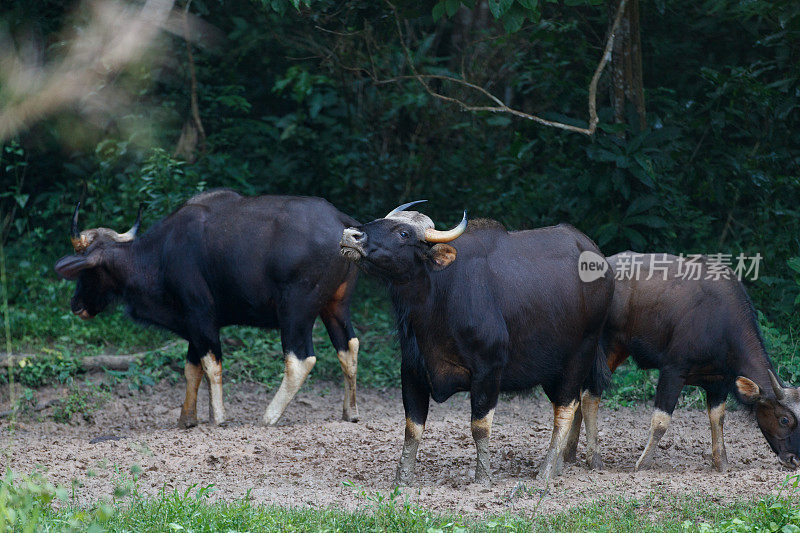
[1,379,795,515]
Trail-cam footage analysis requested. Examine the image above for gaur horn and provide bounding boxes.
[425,210,468,243]
[70,202,87,252]
[769,370,787,401]
[385,200,428,218]
[115,203,143,242]
[69,201,143,252]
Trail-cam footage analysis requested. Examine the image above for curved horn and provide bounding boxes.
[769,370,787,401]
[424,210,467,243]
[385,200,427,218]
[116,203,144,242]
[70,202,83,251]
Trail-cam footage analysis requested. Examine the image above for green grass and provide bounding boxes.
[1,470,799,532]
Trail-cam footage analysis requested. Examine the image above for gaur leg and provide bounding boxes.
[563,390,604,468]
[635,369,684,471]
[563,405,583,464]
[705,384,729,472]
[538,399,580,485]
[321,301,360,422]
[178,285,226,426]
[200,347,226,426]
[580,390,604,469]
[540,335,602,484]
[470,369,501,485]
[177,344,203,429]
[395,357,430,486]
[263,313,316,425]
[577,340,628,469]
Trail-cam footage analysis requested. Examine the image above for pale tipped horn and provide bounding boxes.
[424,210,467,243]
[115,203,144,242]
[769,370,787,401]
[70,202,90,252]
[386,200,427,218]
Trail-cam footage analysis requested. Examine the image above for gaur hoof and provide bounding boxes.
[214,420,229,428]
[342,410,360,423]
[712,457,729,473]
[564,450,578,464]
[177,414,198,429]
[588,453,604,471]
[553,456,564,477]
[634,457,653,472]
[474,469,493,486]
[263,413,281,426]
[394,468,414,487]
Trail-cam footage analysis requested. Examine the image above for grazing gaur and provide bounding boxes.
[339,201,614,486]
[54,190,361,427]
[567,251,800,472]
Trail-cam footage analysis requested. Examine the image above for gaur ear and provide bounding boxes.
[427,244,457,271]
[735,376,762,404]
[54,253,100,280]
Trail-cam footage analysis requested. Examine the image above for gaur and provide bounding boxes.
[339,201,614,485]
[54,189,361,428]
[567,251,800,472]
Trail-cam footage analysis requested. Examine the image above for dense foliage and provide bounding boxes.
[1,0,799,363]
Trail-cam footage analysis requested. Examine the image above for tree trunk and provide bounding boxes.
[609,0,646,135]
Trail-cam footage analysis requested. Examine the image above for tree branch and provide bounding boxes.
[0,341,182,371]
[382,0,628,136]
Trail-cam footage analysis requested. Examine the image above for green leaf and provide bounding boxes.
[487,0,513,19]
[629,162,655,188]
[15,193,29,208]
[787,257,800,275]
[445,0,461,17]
[625,195,661,216]
[623,226,647,248]
[432,1,446,20]
[502,6,527,33]
[625,214,669,229]
[517,0,539,11]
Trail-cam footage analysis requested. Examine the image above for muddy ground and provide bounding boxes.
[1,379,795,515]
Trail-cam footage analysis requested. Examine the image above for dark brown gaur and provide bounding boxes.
[565,251,800,472]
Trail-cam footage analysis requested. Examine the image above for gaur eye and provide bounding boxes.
[780,416,791,426]
[399,230,409,239]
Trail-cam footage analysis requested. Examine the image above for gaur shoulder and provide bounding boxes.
[184,189,330,205]
[184,188,241,206]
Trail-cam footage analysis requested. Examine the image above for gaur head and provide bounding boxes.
[53,202,141,319]
[736,371,800,469]
[339,200,467,282]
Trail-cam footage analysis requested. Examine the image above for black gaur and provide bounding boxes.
[340,201,614,486]
[55,189,361,428]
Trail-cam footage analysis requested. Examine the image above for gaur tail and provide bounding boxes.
[584,341,611,397]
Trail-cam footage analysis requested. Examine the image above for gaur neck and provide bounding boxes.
[113,244,158,300]
[390,269,432,308]
[735,323,781,397]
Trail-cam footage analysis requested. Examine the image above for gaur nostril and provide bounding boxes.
[343,228,365,243]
